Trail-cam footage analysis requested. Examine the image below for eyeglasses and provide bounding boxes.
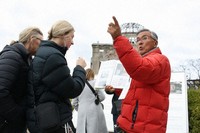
[32,36,42,41]
[35,37,42,41]
[135,35,155,44]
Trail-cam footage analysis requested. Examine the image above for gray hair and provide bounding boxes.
[136,28,158,41]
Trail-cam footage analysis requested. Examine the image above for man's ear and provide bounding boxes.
[154,41,158,47]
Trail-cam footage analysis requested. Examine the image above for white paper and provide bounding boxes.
[118,78,131,99]
[94,60,130,89]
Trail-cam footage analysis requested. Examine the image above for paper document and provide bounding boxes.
[119,78,131,99]
[94,60,130,89]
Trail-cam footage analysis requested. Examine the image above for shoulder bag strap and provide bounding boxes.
[85,80,97,96]
[86,80,104,108]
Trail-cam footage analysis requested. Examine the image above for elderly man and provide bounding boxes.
[107,16,171,133]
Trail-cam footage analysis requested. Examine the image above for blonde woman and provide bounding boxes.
[0,27,43,133]
[27,20,86,133]
[72,68,108,133]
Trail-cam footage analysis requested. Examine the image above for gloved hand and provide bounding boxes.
[107,16,122,40]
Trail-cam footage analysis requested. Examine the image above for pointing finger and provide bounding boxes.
[112,16,119,27]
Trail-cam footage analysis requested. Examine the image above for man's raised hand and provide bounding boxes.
[107,16,122,40]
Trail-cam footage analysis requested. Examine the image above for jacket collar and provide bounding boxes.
[142,47,161,57]
[40,40,68,55]
[1,43,30,64]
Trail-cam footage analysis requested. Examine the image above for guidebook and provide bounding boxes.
[94,60,130,90]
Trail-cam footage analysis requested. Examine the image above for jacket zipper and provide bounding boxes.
[131,100,138,129]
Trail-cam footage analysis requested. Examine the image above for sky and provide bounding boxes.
[0,0,200,75]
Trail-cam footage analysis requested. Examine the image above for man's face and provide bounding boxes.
[136,31,157,55]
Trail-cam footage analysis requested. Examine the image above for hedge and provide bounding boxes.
[188,89,200,133]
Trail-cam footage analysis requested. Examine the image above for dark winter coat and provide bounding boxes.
[0,43,30,133]
[26,40,86,133]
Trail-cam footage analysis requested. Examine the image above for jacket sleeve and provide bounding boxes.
[96,89,105,102]
[42,53,86,99]
[0,51,21,98]
[0,51,25,125]
[113,36,170,84]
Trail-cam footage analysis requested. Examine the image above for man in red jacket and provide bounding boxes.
[107,16,171,133]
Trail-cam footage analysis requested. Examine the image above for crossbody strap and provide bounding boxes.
[86,80,104,109]
[85,80,97,96]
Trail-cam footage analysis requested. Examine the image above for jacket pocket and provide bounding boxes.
[131,100,138,129]
[36,102,61,132]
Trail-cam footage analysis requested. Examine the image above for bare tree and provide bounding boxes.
[172,62,192,80]
[172,58,200,80]
[188,59,200,80]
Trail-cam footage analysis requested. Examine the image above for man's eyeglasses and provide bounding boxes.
[135,35,155,44]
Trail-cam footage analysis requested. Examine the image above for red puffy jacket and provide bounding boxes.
[114,36,171,133]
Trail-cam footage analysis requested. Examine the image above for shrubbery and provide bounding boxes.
[188,89,200,133]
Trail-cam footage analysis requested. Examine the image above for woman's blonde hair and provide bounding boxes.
[48,20,74,40]
[86,68,95,80]
[10,27,43,45]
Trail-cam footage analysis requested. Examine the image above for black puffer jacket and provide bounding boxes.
[0,43,30,133]
[27,40,86,133]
